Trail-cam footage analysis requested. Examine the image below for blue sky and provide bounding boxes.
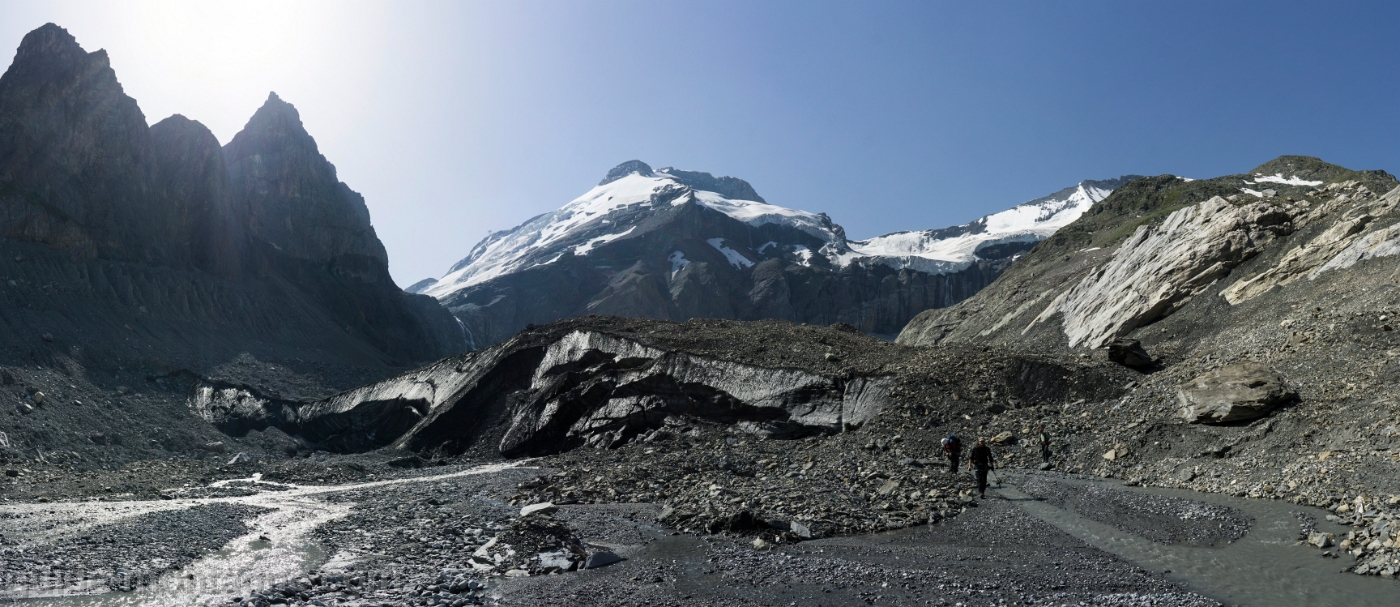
[2,1,1398,285]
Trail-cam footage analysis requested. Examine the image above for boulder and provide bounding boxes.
[988,431,1015,445]
[386,455,426,469]
[519,502,558,517]
[708,510,766,533]
[536,549,577,572]
[1178,363,1295,424]
[1309,532,1335,549]
[1106,338,1153,370]
[583,551,625,569]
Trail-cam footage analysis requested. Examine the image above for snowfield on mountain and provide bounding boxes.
[420,159,1135,347]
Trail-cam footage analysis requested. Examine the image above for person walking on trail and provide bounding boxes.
[968,439,996,498]
[1037,427,1052,464]
[941,435,962,475]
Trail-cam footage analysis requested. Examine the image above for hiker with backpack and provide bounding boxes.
[1037,427,1052,465]
[968,438,996,498]
[941,434,962,474]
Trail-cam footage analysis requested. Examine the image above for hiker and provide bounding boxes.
[1037,427,1052,464]
[941,434,962,474]
[968,438,995,498]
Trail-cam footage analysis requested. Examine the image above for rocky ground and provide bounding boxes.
[5,310,1400,600]
[1,439,1232,607]
[1,502,265,595]
[201,464,1220,607]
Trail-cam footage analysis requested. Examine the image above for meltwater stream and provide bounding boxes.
[2,461,528,606]
[996,471,1397,607]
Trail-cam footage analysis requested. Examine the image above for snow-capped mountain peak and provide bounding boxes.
[426,161,836,297]
[425,161,1136,305]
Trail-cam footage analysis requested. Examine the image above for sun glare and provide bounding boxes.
[32,0,389,142]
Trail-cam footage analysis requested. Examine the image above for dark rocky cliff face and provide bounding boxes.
[150,114,246,278]
[221,92,462,363]
[0,24,463,383]
[224,93,387,265]
[0,24,162,262]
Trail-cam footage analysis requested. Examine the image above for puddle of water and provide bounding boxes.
[997,472,1396,607]
[2,461,531,606]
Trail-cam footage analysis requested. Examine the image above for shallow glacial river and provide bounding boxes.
[996,471,1396,607]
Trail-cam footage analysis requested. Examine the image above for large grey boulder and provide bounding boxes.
[583,550,625,569]
[1177,363,1295,424]
[1106,338,1153,370]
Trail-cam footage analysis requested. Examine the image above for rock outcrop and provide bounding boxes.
[0,24,167,262]
[1028,197,1293,348]
[1310,221,1400,277]
[0,24,464,379]
[1221,213,1372,304]
[1177,363,1295,424]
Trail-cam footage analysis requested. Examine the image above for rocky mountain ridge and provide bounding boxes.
[421,159,1135,347]
[0,24,463,370]
[0,23,463,468]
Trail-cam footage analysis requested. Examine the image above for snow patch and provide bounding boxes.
[1254,173,1324,187]
[573,226,636,256]
[668,251,691,278]
[707,238,754,269]
[690,190,836,241]
[791,245,815,267]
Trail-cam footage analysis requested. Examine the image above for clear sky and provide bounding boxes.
[2,1,1398,286]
